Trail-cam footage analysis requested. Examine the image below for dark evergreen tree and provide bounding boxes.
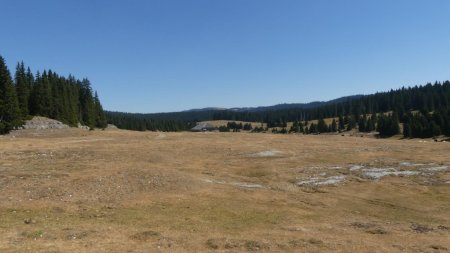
[331,119,337,132]
[317,118,328,133]
[377,113,400,137]
[79,79,96,128]
[30,70,52,117]
[358,115,368,132]
[15,62,30,117]
[94,91,107,128]
[346,115,356,131]
[338,115,345,131]
[218,125,229,132]
[309,123,318,134]
[0,56,21,134]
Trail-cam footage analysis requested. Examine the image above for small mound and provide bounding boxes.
[106,124,118,129]
[23,116,69,130]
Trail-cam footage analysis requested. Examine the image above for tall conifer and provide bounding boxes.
[0,56,21,133]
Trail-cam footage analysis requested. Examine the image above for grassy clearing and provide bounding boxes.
[0,128,449,252]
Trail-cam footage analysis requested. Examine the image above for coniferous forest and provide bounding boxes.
[105,111,191,132]
[107,81,450,138]
[2,54,450,138]
[0,55,106,134]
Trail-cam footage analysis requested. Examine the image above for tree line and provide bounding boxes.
[211,82,450,138]
[105,111,191,132]
[211,81,450,124]
[0,55,106,134]
[105,81,450,138]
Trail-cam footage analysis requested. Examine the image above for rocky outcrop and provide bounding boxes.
[22,116,70,129]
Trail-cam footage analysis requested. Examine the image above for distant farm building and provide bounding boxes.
[191,122,216,132]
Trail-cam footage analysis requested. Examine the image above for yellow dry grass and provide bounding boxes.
[0,129,449,252]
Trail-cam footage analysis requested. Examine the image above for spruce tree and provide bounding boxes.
[94,91,107,128]
[346,115,356,131]
[15,62,30,117]
[331,119,337,132]
[358,115,368,132]
[79,79,96,128]
[377,113,400,137]
[0,56,21,134]
[317,118,328,133]
[30,70,53,117]
[338,115,345,131]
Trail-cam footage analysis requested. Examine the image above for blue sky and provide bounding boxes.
[1,0,450,113]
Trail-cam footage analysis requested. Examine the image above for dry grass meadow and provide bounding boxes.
[0,128,449,252]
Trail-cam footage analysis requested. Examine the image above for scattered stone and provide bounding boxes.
[23,218,35,224]
[362,168,420,180]
[399,162,425,166]
[77,123,90,130]
[202,178,226,185]
[156,237,174,248]
[64,230,89,240]
[422,166,449,172]
[349,165,364,171]
[231,182,264,188]
[297,176,345,186]
[249,150,282,157]
[245,240,268,251]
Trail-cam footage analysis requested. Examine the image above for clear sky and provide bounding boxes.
[1,0,450,113]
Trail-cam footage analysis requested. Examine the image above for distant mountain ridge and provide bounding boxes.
[183,95,363,113]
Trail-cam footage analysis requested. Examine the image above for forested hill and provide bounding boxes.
[212,81,450,122]
[106,81,450,138]
[0,55,107,134]
[228,95,363,112]
[105,94,364,127]
[181,95,363,113]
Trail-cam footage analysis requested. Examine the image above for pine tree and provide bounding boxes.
[0,56,21,134]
